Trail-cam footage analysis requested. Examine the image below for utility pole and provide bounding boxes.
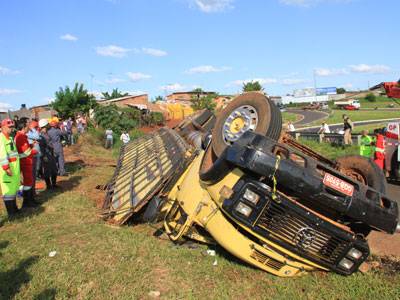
[313,69,317,103]
[90,73,94,94]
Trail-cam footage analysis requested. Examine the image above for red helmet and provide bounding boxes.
[50,120,58,127]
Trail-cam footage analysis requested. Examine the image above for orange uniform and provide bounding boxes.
[374,134,385,170]
[15,132,37,189]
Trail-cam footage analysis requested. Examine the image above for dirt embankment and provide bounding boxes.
[140,119,182,134]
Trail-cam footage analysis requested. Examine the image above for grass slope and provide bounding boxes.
[0,132,400,299]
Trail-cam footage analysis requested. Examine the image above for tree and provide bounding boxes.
[191,88,204,93]
[365,93,376,102]
[191,94,217,113]
[242,81,264,92]
[51,82,97,119]
[152,95,165,103]
[94,103,139,134]
[337,87,346,94]
[102,88,129,100]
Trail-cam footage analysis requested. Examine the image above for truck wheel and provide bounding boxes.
[193,108,212,126]
[335,155,387,194]
[391,151,400,180]
[211,92,282,157]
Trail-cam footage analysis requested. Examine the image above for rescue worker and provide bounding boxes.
[342,114,354,145]
[48,120,68,176]
[359,130,374,157]
[0,118,21,215]
[15,118,39,208]
[373,128,385,170]
[39,119,60,189]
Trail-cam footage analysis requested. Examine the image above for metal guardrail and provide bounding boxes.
[287,131,362,145]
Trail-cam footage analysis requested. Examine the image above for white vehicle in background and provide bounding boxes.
[334,99,361,110]
[318,102,329,110]
[385,122,400,179]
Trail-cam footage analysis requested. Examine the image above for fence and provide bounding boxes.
[288,131,362,146]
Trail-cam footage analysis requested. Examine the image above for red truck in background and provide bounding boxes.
[300,102,329,110]
[370,80,400,102]
[383,81,400,98]
[301,103,317,110]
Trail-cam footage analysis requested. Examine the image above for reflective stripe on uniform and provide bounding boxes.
[22,186,32,191]
[0,158,9,166]
[376,148,385,153]
[19,147,32,159]
[3,195,16,201]
[8,150,19,159]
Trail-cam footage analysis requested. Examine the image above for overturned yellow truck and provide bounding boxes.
[100,92,399,277]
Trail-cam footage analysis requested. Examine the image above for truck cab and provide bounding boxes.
[318,102,329,110]
[334,99,360,110]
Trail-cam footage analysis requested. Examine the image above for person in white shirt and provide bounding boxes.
[286,122,295,132]
[120,130,130,145]
[317,120,331,142]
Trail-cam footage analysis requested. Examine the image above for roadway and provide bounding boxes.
[289,109,328,126]
[288,109,400,133]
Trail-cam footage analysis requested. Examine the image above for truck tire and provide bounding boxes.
[335,155,387,194]
[202,116,216,132]
[211,92,282,157]
[193,108,212,126]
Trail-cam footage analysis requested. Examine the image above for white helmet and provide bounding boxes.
[39,118,49,128]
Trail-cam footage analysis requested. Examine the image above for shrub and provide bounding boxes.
[365,93,376,102]
[94,104,139,134]
[142,112,164,126]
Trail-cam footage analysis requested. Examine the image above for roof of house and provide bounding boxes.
[168,91,215,96]
[99,94,147,103]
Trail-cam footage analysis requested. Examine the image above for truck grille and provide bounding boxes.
[255,200,349,265]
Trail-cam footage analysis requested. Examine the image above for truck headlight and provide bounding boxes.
[243,189,260,204]
[339,257,354,270]
[347,248,363,260]
[235,202,252,217]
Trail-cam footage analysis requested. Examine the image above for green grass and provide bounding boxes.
[281,111,298,124]
[284,95,400,110]
[305,110,400,128]
[298,138,360,159]
[357,96,400,108]
[1,131,400,299]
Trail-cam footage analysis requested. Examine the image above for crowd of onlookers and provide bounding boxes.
[0,114,86,216]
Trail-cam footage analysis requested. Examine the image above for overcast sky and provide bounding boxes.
[1,0,399,110]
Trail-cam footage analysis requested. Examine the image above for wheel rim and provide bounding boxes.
[343,169,366,185]
[222,105,258,145]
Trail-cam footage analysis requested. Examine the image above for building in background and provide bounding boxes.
[282,87,346,104]
[166,92,215,105]
[98,94,149,108]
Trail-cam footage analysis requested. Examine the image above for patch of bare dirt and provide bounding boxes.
[140,119,182,134]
